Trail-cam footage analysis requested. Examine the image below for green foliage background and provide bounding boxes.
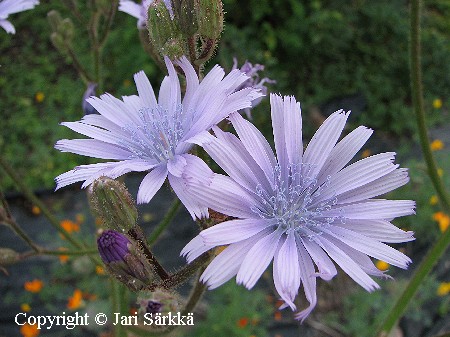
[1,0,449,192]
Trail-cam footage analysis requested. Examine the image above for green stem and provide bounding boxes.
[376,1,450,335]
[181,268,207,315]
[111,280,127,337]
[39,248,98,256]
[148,198,181,246]
[4,219,41,253]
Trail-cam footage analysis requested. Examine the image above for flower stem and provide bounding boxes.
[148,198,181,246]
[376,0,450,334]
[3,218,41,253]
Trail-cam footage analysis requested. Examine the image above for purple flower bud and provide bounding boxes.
[146,301,163,314]
[82,83,98,115]
[97,230,130,264]
[232,58,276,119]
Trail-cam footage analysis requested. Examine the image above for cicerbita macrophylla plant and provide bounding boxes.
[181,93,415,321]
[55,56,262,219]
[0,0,39,34]
[232,58,276,119]
[97,230,158,291]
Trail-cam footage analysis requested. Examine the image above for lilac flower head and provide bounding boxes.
[0,0,39,34]
[97,229,130,264]
[232,58,275,119]
[119,0,173,29]
[55,56,262,219]
[181,94,415,321]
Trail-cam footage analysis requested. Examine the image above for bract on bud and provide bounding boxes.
[88,177,138,233]
[137,288,180,317]
[50,32,66,53]
[195,0,223,40]
[0,248,20,266]
[177,0,198,36]
[147,0,187,60]
[97,230,157,291]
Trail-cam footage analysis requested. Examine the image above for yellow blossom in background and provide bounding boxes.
[437,168,444,177]
[123,79,132,87]
[430,139,444,151]
[67,289,83,310]
[429,195,439,206]
[432,98,443,109]
[376,260,389,271]
[58,248,69,263]
[35,92,45,103]
[75,213,85,224]
[20,323,39,337]
[31,206,41,215]
[60,219,80,233]
[437,282,450,296]
[96,266,105,275]
[433,212,450,233]
[20,303,31,312]
[24,279,43,293]
[361,149,371,158]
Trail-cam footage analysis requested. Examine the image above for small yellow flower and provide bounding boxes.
[376,260,389,271]
[96,266,105,275]
[437,282,450,296]
[437,168,444,177]
[21,303,31,312]
[35,92,45,103]
[430,139,444,151]
[20,323,39,337]
[432,98,443,109]
[429,195,439,206]
[361,149,371,158]
[123,79,132,87]
[433,212,450,233]
[67,289,83,310]
[24,279,43,293]
[31,206,41,215]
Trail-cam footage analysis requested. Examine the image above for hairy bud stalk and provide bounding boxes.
[88,177,138,233]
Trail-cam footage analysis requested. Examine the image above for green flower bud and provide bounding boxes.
[147,0,188,60]
[47,10,63,32]
[195,0,223,40]
[88,177,138,233]
[0,248,20,266]
[177,0,198,36]
[60,18,75,41]
[50,32,67,53]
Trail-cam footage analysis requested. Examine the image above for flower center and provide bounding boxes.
[120,104,185,163]
[251,164,340,239]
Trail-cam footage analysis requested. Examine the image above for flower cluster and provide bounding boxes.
[56,56,415,320]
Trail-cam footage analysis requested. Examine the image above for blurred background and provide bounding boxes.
[0,0,449,336]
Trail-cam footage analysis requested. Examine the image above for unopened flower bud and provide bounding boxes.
[47,10,63,32]
[50,32,67,53]
[60,18,75,41]
[195,0,223,40]
[137,288,180,317]
[97,230,156,291]
[147,0,187,60]
[0,248,20,266]
[88,177,138,233]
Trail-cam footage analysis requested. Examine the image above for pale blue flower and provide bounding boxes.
[55,56,262,218]
[181,94,415,320]
[0,0,39,34]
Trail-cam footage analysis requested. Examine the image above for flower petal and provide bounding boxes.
[136,165,168,204]
[134,70,157,107]
[236,228,283,289]
[200,218,276,246]
[325,200,416,219]
[55,139,132,160]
